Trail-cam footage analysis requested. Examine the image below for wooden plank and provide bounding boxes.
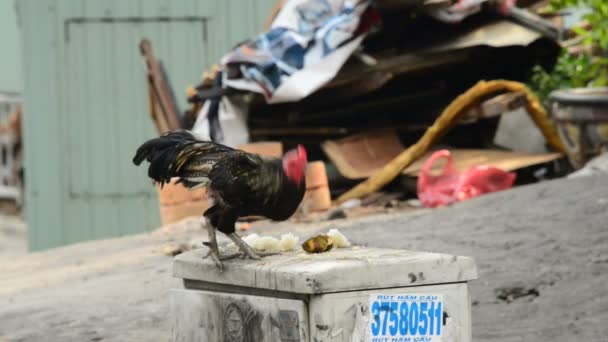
[140,39,182,133]
[321,130,405,180]
[326,49,470,89]
[402,149,563,176]
[263,0,287,30]
[460,92,527,123]
[375,0,426,9]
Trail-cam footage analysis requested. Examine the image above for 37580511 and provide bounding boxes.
[370,300,442,337]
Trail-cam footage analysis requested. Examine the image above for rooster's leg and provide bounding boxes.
[227,233,262,260]
[203,221,244,270]
[204,222,227,270]
[226,233,281,259]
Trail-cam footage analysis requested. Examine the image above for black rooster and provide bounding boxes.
[133,130,307,269]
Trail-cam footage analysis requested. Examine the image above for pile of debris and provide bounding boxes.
[141,0,579,224]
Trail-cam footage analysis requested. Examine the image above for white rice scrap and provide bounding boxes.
[243,234,281,253]
[327,228,351,248]
[238,233,300,253]
[278,233,299,252]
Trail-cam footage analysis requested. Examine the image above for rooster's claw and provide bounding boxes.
[203,249,247,271]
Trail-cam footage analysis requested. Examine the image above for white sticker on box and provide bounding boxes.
[368,294,444,342]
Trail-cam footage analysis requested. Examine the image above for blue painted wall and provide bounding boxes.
[18,0,276,250]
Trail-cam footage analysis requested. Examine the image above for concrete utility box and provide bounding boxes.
[171,247,478,342]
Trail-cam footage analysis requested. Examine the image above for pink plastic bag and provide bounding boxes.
[417,150,516,208]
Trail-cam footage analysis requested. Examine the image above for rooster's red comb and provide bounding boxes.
[297,145,307,162]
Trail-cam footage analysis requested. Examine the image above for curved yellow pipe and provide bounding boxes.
[335,79,566,204]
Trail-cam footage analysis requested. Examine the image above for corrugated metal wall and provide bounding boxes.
[0,0,23,93]
[18,0,277,250]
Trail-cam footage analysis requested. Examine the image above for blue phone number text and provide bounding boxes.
[370,300,442,337]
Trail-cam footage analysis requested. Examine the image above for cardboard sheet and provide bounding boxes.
[322,130,562,179]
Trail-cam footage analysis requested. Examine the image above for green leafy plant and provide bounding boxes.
[529,0,608,99]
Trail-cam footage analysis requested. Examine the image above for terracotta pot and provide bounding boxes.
[237,142,283,157]
[549,87,608,169]
[302,161,331,212]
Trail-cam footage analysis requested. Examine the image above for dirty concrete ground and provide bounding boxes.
[0,175,607,341]
[0,214,26,259]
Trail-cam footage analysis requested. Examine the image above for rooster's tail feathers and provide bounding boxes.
[132,130,232,185]
[132,130,196,166]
